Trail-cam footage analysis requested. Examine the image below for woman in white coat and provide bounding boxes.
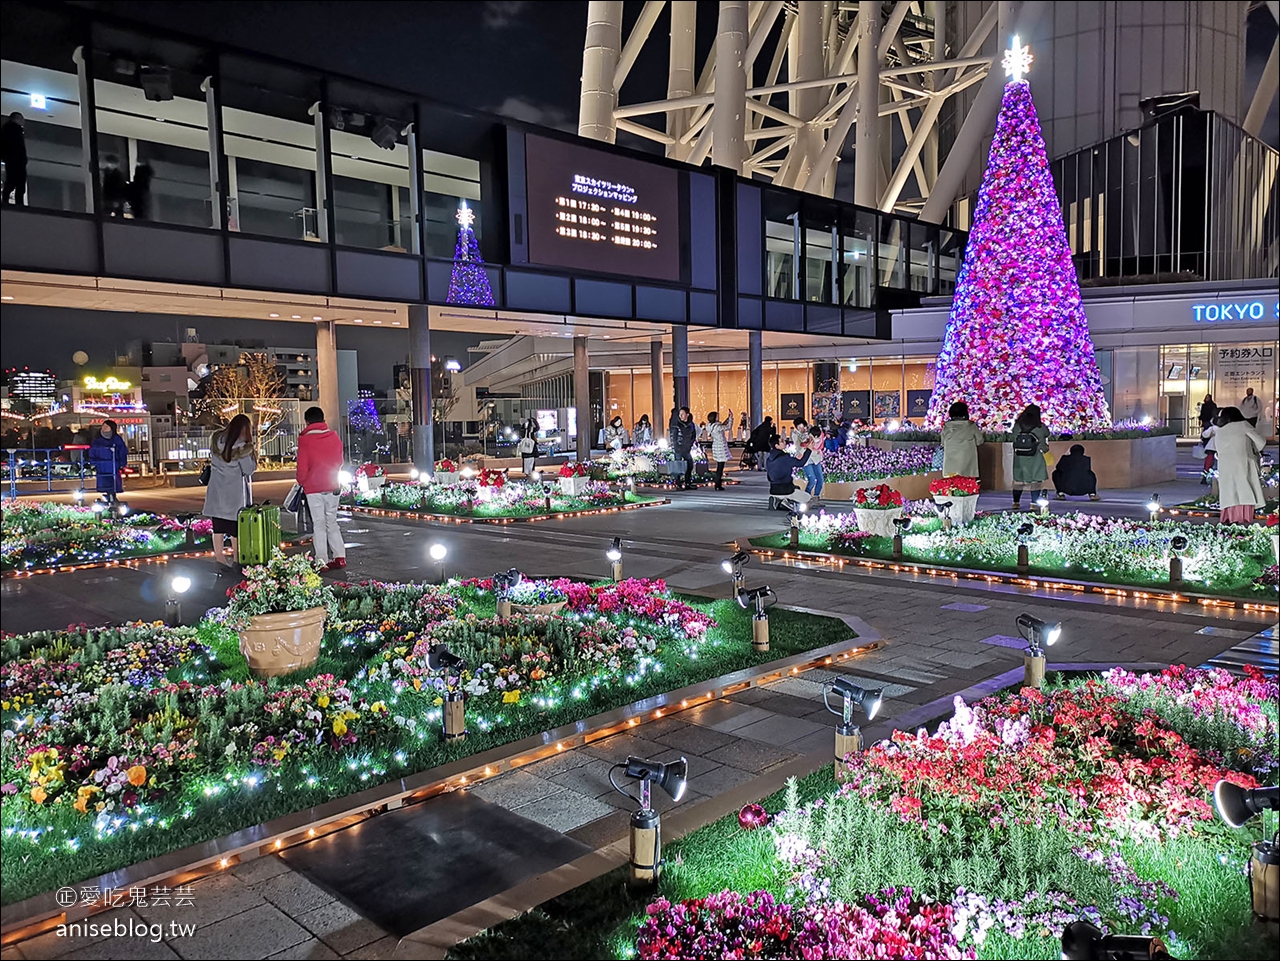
[1212,406,1266,524]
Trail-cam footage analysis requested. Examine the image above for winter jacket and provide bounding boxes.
[296,421,345,495]
[669,414,697,457]
[87,433,129,493]
[747,422,777,453]
[766,448,810,495]
[1011,424,1050,486]
[1198,400,1218,431]
[202,430,256,521]
[633,422,653,446]
[1214,421,1266,510]
[605,424,630,449]
[708,420,732,462]
[941,418,983,479]
[1051,444,1097,497]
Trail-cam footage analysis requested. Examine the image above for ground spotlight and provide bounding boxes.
[737,585,776,651]
[609,755,689,888]
[1168,534,1188,585]
[787,502,806,546]
[1214,781,1280,919]
[1214,781,1279,828]
[1017,613,1061,689]
[1146,493,1161,522]
[117,503,129,516]
[936,499,953,530]
[607,536,624,581]
[721,551,749,597]
[823,678,882,775]
[493,568,523,618]
[429,542,447,583]
[166,574,192,626]
[1060,919,1170,960]
[410,467,420,481]
[426,644,467,740]
[892,515,911,558]
[1016,521,1034,572]
[338,470,353,487]
[73,489,84,503]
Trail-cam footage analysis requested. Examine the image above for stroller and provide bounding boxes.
[739,447,758,470]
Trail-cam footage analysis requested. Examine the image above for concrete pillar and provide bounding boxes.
[650,338,665,442]
[786,1,825,187]
[749,330,763,428]
[574,335,591,462]
[408,305,435,473]
[855,7,882,207]
[712,0,748,173]
[315,320,339,428]
[579,0,623,143]
[671,326,689,418]
[666,1,697,162]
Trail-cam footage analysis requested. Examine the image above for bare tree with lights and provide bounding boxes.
[198,353,287,456]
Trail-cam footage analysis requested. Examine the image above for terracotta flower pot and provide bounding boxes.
[238,606,326,678]
[510,601,567,616]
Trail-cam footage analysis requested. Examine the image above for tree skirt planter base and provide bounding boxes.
[804,472,939,502]
[238,606,326,678]
[509,601,567,616]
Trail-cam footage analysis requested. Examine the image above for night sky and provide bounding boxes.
[3,1,1277,388]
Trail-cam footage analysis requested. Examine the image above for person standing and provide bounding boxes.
[940,401,983,479]
[1213,406,1266,524]
[802,425,826,501]
[1198,394,1218,432]
[1010,403,1050,509]
[202,414,255,570]
[738,411,749,443]
[1239,387,1262,428]
[87,419,129,505]
[101,155,127,217]
[1,112,27,206]
[518,415,538,476]
[669,406,698,489]
[707,409,733,491]
[1199,417,1219,485]
[633,414,653,446]
[746,416,775,470]
[297,406,346,571]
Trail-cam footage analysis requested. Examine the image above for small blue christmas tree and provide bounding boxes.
[447,200,496,306]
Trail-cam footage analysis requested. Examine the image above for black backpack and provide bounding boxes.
[1013,430,1038,456]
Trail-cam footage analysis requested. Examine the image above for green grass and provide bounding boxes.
[0,597,852,905]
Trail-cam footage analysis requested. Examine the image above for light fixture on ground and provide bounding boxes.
[1016,522,1034,573]
[607,537,624,581]
[1035,492,1050,515]
[936,500,954,531]
[493,568,522,619]
[166,575,191,626]
[410,467,420,481]
[823,678,882,778]
[787,502,807,547]
[426,644,467,740]
[1213,780,1280,920]
[1016,612,1061,688]
[720,551,750,598]
[1168,534,1188,586]
[892,515,911,558]
[609,755,688,888]
[117,503,129,517]
[429,542,447,584]
[737,585,776,652]
[73,489,84,503]
[1147,493,1161,523]
[1060,919,1171,960]
[91,501,106,522]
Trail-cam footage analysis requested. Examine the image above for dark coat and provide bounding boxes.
[668,414,697,456]
[1052,444,1097,496]
[766,448,809,495]
[1198,400,1218,430]
[747,422,777,453]
[87,433,129,493]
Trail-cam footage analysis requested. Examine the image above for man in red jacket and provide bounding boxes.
[296,407,347,570]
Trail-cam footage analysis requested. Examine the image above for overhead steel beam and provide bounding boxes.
[666,0,697,160]
[1242,36,1278,139]
[615,0,666,90]
[854,4,881,206]
[712,0,750,173]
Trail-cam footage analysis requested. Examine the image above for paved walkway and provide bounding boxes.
[2,469,1276,961]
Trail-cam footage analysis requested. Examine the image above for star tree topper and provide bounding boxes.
[1002,34,1033,82]
[456,200,476,228]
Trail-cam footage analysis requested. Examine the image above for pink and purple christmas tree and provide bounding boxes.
[925,41,1110,433]
[446,200,496,306]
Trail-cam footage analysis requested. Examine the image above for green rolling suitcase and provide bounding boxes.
[237,504,281,566]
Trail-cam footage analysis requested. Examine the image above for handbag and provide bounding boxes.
[1043,450,1056,469]
[284,482,305,513]
[198,462,211,485]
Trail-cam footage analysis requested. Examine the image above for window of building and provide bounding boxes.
[763,189,801,300]
[326,79,413,251]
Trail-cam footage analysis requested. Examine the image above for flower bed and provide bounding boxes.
[1,501,212,572]
[343,479,656,518]
[820,445,938,483]
[450,667,1280,961]
[0,577,852,904]
[752,510,1278,599]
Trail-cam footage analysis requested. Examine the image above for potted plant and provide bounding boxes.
[225,549,337,678]
[929,475,981,525]
[434,458,459,485]
[355,462,386,492]
[558,461,590,496]
[507,579,567,615]
[852,484,905,536]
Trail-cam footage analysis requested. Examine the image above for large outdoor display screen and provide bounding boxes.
[524,134,683,283]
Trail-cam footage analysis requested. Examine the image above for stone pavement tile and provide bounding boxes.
[919,650,995,670]
[519,748,596,780]
[648,722,740,755]
[732,713,829,747]
[467,769,569,808]
[253,872,336,919]
[764,676,826,699]
[9,911,145,961]
[727,686,778,705]
[582,732,669,763]
[745,691,823,718]
[512,792,620,834]
[688,763,756,796]
[1,949,24,961]
[789,729,837,759]
[294,901,386,955]
[634,715,697,740]
[548,756,624,797]
[135,872,266,928]
[341,936,400,960]
[568,808,632,848]
[265,941,341,961]
[232,855,293,886]
[683,700,773,733]
[704,739,797,774]
[172,903,310,960]
[62,941,179,961]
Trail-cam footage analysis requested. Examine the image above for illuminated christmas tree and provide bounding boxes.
[446,200,496,306]
[925,38,1110,433]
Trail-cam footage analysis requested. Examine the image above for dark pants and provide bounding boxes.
[1247,416,1258,427]
[682,457,694,488]
[714,461,725,489]
[3,168,26,205]
[1012,488,1045,506]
